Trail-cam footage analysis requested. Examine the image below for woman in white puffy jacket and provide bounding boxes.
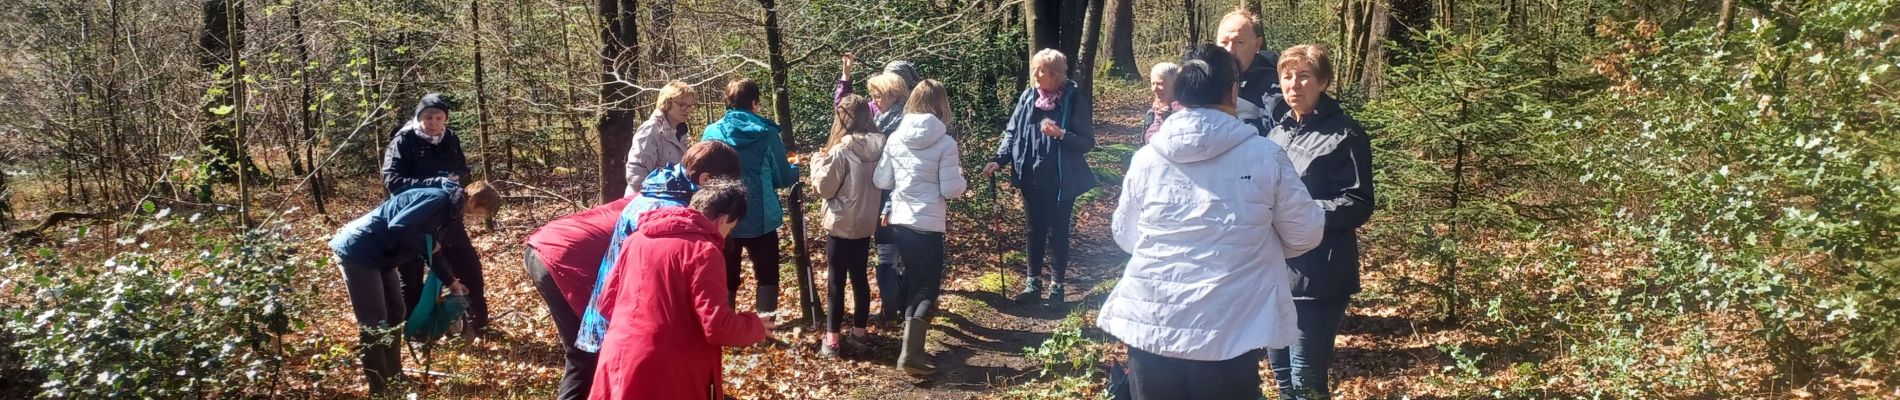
[873,79,968,377]
[1096,44,1326,400]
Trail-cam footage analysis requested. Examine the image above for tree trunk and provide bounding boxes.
[1025,0,1059,54]
[1185,0,1201,46]
[1056,0,1086,62]
[650,0,678,67]
[596,0,639,202]
[293,0,326,215]
[1714,0,1734,37]
[1357,0,1392,99]
[1390,0,1433,58]
[1434,0,1454,33]
[1076,0,1107,92]
[759,0,822,327]
[198,0,254,185]
[0,159,11,230]
[1104,0,1139,79]
[227,0,249,229]
[473,0,492,182]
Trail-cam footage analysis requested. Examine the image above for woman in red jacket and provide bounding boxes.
[590,180,773,400]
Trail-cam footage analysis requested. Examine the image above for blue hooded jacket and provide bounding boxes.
[573,164,697,352]
[328,180,464,281]
[702,108,793,239]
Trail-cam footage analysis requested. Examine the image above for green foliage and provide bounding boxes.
[1363,0,1898,392]
[1,210,318,398]
[1360,28,1582,321]
[1012,307,1110,400]
[1573,0,1899,375]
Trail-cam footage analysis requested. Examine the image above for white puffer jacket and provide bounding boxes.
[874,114,969,233]
[1097,107,1326,362]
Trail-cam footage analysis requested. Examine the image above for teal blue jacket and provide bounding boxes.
[702,108,794,239]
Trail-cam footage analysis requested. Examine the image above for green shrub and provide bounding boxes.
[2,207,318,398]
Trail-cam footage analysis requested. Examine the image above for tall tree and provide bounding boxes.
[758,0,822,327]
[650,0,678,67]
[472,0,492,182]
[1025,0,1058,54]
[1056,0,1086,61]
[596,0,639,202]
[1076,0,1107,92]
[292,0,326,215]
[198,0,255,187]
[1185,0,1202,45]
[1103,0,1139,79]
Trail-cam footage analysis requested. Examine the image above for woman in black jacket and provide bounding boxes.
[380,93,496,336]
[1262,44,1376,400]
[981,49,1096,305]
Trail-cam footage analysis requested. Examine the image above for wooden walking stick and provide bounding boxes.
[989,172,1009,297]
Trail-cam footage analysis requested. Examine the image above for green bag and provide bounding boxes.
[405,234,467,342]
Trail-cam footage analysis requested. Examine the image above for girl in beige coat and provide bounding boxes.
[810,95,886,357]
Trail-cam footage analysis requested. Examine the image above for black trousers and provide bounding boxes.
[723,232,782,308]
[889,226,946,320]
[524,247,595,400]
[336,256,404,395]
[1126,346,1264,400]
[400,221,488,332]
[824,236,872,331]
[1020,184,1077,285]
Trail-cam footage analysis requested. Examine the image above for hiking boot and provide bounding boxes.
[1015,278,1043,304]
[1048,282,1067,305]
[756,284,780,315]
[897,317,936,376]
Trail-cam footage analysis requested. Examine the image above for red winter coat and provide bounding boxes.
[524,197,634,316]
[589,207,767,400]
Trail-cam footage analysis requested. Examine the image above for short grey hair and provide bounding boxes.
[1150,62,1180,82]
[1031,48,1069,80]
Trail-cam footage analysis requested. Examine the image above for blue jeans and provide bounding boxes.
[1268,297,1350,400]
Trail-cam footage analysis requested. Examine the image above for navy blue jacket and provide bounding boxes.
[329,181,465,281]
[995,80,1096,198]
[1266,94,1375,300]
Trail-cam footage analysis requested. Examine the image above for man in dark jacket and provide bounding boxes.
[381,93,495,336]
[1217,8,1282,135]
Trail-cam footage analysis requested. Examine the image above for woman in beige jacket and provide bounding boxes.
[810,94,886,357]
[623,81,698,195]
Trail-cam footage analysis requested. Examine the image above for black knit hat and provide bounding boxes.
[414,93,452,119]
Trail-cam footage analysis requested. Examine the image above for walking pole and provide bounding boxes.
[989,172,1007,297]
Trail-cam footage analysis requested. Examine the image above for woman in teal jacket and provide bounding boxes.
[701,78,796,316]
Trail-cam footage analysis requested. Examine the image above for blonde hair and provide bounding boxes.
[654,81,696,115]
[830,95,878,148]
[1277,44,1335,85]
[906,79,953,126]
[1031,49,1069,81]
[867,73,911,107]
